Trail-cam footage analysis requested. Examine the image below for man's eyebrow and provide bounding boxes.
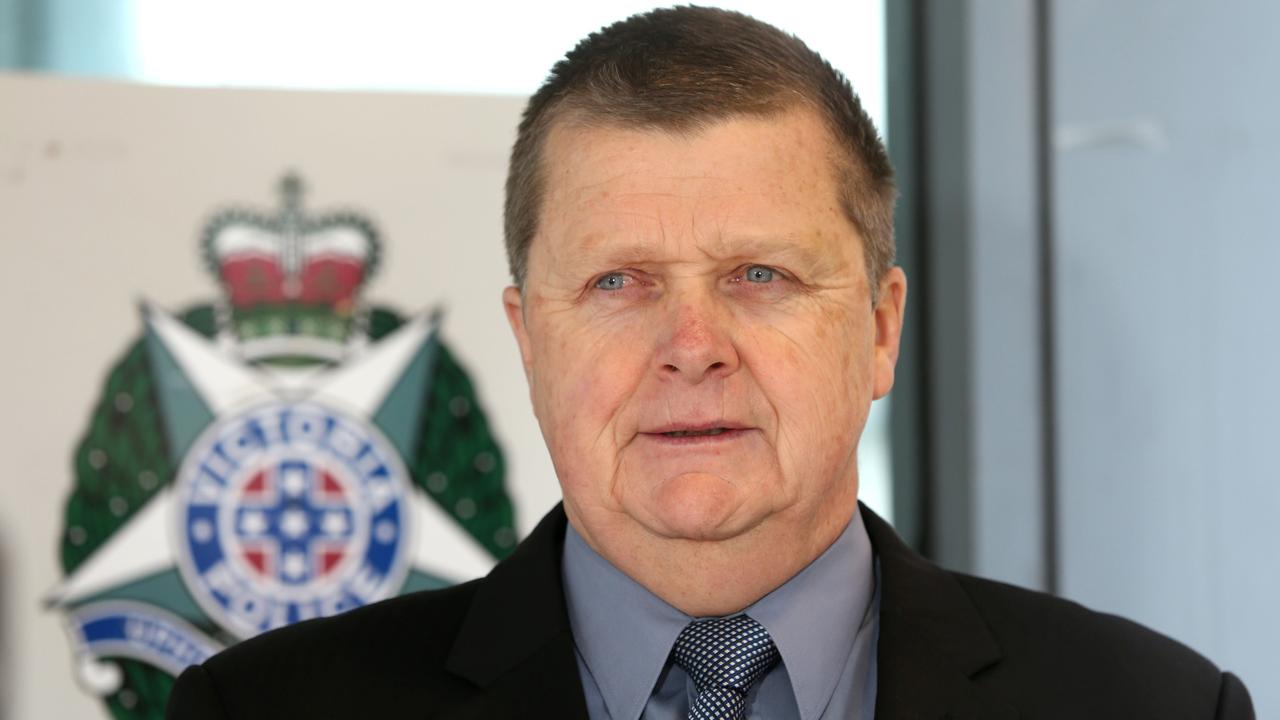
[552,235,839,278]
[694,236,842,276]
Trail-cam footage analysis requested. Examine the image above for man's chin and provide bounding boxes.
[640,472,756,541]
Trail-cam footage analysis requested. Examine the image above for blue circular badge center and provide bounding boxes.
[174,402,413,639]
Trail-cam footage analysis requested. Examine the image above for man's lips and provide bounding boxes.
[639,423,755,444]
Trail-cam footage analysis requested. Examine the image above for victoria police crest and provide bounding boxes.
[48,175,516,718]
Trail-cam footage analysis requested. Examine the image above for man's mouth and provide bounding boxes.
[641,422,752,445]
[662,427,730,438]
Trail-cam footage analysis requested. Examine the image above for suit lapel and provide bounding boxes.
[443,501,1019,720]
[444,505,589,719]
[862,504,1020,720]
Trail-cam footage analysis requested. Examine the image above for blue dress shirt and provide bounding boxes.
[561,510,880,720]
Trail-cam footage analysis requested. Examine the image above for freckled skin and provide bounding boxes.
[504,108,907,616]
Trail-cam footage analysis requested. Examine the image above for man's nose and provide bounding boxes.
[654,293,740,384]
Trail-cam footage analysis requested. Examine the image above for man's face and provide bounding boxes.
[504,107,906,555]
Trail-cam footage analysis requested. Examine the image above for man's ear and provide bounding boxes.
[503,285,534,385]
[871,267,907,400]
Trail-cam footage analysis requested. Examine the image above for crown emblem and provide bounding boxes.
[201,173,381,365]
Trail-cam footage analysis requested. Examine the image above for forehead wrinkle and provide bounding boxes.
[573,189,690,211]
[564,171,733,208]
[559,208,694,268]
[564,210,665,249]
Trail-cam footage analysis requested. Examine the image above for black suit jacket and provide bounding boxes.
[167,503,1254,719]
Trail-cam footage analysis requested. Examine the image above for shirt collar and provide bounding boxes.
[562,524,689,720]
[746,508,875,719]
[561,510,876,720]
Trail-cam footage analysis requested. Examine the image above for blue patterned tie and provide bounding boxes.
[671,615,781,720]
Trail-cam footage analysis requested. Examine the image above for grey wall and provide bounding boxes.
[900,0,1277,713]
[1050,0,1279,711]
[905,0,1051,592]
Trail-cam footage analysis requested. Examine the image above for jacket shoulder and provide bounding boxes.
[171,581,482,718]
[952,572,1246,717]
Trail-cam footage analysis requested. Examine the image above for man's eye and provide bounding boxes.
[594,272,629,291]
[742,265,778,283]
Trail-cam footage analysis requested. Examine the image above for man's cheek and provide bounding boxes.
[566,367,627,422]
[746,328,810,393]
[566,323,650,403]
[542,347,635,448]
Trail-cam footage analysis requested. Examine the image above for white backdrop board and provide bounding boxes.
[0,73,556,719]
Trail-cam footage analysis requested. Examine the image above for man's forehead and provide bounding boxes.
[531,109,860,275]
[541,108,837,185]
[541,184,844,259]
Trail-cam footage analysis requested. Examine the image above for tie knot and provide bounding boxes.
[672,615,781,696]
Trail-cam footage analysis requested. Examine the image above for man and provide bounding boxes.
[167,7,1254,719]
